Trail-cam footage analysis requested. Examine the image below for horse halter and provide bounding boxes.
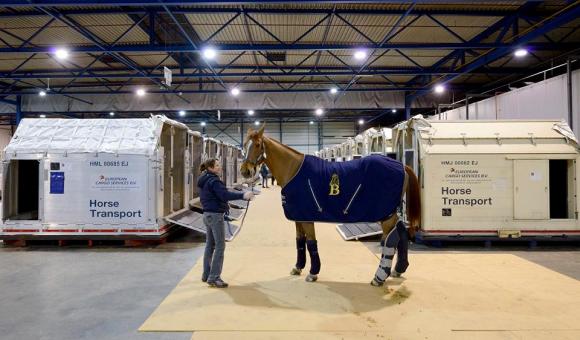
[243,138,266,168]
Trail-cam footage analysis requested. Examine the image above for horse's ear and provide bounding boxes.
[257,124,265,137]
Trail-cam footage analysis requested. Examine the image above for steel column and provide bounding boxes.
[567,58,574,131]
[16,95,22,125]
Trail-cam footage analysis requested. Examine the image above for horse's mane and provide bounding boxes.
[264,135,304,158]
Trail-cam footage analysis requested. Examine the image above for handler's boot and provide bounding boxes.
[306,240,321,282]
[290,237,307,275]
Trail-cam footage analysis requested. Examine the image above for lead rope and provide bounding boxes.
[238,180,253,229]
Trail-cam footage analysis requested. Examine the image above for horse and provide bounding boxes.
[240,125,421,286]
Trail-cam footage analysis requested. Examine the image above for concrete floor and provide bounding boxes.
[1,226,579,339]
[0,231,203,340]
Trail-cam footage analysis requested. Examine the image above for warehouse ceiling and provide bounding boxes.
[0,1,579,123]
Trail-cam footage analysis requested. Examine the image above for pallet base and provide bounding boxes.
[416,232,580,248]
[2,238,168,247]
[1,225,178,247]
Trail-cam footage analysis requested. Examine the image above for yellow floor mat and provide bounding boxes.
[140,186,580,340]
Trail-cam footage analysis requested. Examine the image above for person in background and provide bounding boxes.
[260,163,270,188]
[271,173,276,186]
[197,158,254,288]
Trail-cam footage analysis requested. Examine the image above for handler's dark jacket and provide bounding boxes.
[197,171,244,213]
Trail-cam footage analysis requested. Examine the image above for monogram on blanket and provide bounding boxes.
[281,154,405,223]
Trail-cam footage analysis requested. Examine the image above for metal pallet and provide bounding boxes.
[336,223,382,241]
[165,209,240,241]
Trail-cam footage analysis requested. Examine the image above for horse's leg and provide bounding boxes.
[303,222,320,282]
[392,220,409,277]
[371,214,399,287]
[290,222,307,275]
[392,171,410,278]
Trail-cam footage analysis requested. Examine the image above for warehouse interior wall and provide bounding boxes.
[437,68,580,136]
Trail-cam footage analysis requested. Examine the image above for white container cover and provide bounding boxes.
[4,115,186,156]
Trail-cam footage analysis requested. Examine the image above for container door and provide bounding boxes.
[183,149,190,204]
[514,160,549,219]
[2,161,10,222]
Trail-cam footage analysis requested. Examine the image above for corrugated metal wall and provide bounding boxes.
[322,122,357,148]
[437,68,580,136]
[281,122,318,154]
[188,120,357,154]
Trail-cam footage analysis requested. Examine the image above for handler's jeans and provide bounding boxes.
[203,212,226,282]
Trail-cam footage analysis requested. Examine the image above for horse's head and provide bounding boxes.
[240,124,266,179]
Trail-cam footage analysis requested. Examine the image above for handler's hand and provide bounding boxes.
[243,192,255,201]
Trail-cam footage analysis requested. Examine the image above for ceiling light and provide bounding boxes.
[136,88,146,97]
[254,121,260,126]
[358,119,364,125]
[391,109,397,113]
[109,112,115,116]
[39,90,47,97]
[514,48,528,58]
[330,87,338,94]
[202,47,217,60]
[354,50,367,60]
[315,108,324,116]
[179,110,186,117]
[39,114,46,118]
[248,110,255,115]
[434,84,445,94]
[54,48,69,60]
[200,122,206,127]
[310,121,314,125]
[230,87,240,96]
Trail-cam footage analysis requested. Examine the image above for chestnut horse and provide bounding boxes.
[240,126,420,286]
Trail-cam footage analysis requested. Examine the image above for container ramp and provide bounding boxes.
[336,223,382,241]
[165,209,240,241]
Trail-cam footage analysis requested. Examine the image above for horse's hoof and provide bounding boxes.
[370,278,384,287]
[305,274,318,282]
[391,269,401,278]
[290,267,302,275]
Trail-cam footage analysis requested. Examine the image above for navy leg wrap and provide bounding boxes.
[296,237,307,269]
[374,227,400,283]
[306,240,321,275]
[395,221,409,274]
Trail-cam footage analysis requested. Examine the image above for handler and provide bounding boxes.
[198,158,254,288]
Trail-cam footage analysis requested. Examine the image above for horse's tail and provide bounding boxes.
[404,165,421,235]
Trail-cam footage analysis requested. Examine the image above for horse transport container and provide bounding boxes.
[332,145,343,162]
[222,143,238,188]
[168,136,245,241]
[394,115,580,240]
[335,128,389,240]
[1,116,194,241]
[203,137,220,161]
[368,128,396,159]
[321,147,330,161]
[360,128,378,156]
[186,131,204,206]
[343,138,355,161]
[353,134,365,159]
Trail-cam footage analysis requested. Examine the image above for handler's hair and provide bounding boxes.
[200,158,218,172]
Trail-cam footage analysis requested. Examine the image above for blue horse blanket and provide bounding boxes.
[281,155,405,223]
